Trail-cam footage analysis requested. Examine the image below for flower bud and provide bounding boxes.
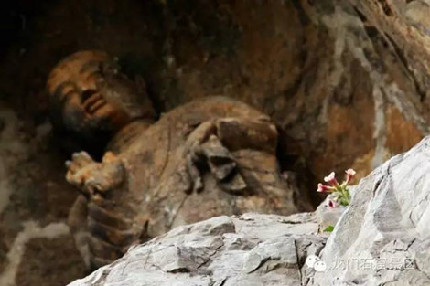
[324,172,339,186]
[317,183,330,193]
[345,168,356,184]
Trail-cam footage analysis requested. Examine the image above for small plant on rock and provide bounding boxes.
[317,169,356,208]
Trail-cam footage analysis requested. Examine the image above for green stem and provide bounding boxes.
[339,186,350,206]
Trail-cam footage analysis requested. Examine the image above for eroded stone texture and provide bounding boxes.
[66,98,300,269]
[48,51,301,270]
[0,105,86,285]
[313,136,430,285]
[15,230,84,286]
[1,0,427,199]
[350,0,430,104]
[69,213,325,286]
[46,50,156,157]
[153,0,428,184]
[70,136,430,286]
[2,0,430,284]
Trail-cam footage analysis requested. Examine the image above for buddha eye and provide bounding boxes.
[81,89,97,102]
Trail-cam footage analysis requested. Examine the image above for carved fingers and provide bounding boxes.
[66,152,98,194]
[185,118,278,196]
[186,123,247,195]
[200,136,236,181]
[68,196,144,270]
[87,202,147,269]
[66,152,141,269]
[66,151,125,196]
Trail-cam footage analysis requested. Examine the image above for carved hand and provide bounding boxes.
[186,121,247,195]
[66,151,125,197]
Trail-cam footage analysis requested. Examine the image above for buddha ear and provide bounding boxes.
[134,75,146,94]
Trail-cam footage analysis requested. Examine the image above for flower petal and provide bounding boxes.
[345,168,356,176]
[324,172,336,183]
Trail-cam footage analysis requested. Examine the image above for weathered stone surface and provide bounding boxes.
[1,0,427,198]
[0,105,86,285]
[350,0,430,105]
[315,197,346,232]
[313,136,430,285]
[2,0,430,284]
[71,136,430,285]
[69,213,325,286]
[48,50,302,269]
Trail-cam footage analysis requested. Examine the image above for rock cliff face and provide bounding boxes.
[0,0,430,285]
[70,136,430,286]
[70,213,325,286]
[0,106,86,285]
[315,135,430,285]
[0,0,426,190]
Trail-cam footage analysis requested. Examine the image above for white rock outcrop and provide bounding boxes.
[70,136,430,286]
[314,136,430,285]
[69,212,325,286]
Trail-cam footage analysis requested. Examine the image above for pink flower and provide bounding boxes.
[317,183,330,193]
[327,199,339,208]
[324,172,339,186]
[345,168,356,184]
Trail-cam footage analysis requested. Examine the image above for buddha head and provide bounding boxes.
[47,50,155,155]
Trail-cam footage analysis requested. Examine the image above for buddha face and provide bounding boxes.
[47,50,155,150]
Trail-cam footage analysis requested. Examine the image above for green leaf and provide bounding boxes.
[323,225,334,232]
[339,198,349,207]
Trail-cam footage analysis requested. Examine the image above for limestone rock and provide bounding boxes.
[313,136,430,285]
[315,198,346,232]
[4,0,430,284]
[315,186,356,230]
[69,213,325,286]
[71,136,430,285]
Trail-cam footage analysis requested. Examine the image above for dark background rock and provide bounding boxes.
[0,0,428,284]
